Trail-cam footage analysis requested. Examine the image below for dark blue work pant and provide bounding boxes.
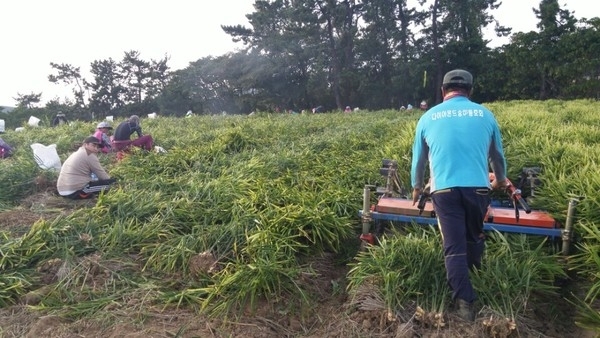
[431,187,490,303]
[64,178,117,200]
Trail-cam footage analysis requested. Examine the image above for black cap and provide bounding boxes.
[83,136,101,144]
[442,69,473,88]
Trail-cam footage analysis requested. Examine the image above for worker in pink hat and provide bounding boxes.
[94,121,114,153]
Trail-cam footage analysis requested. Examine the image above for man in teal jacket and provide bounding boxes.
[410,69,508,321]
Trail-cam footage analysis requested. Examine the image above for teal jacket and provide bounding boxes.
[411,95,507,192]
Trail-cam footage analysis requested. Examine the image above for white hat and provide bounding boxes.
[97,121,112,129]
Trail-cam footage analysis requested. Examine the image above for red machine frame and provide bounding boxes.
[359,160,579,254]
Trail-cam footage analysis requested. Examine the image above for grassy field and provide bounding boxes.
[1,101,599,337]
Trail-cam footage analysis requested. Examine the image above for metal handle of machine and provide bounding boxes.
[505,181,531,214]
[489,173,531,211]
[489,173,531,223]
[417,191,429,215]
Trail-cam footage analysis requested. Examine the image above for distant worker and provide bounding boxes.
[57,136,117,199]
[420,100,428,110]
[112,115,154,152]
[51,112,68,127]
[344,106,351,113]
[93,121,114,153]
[410,69,508,321]
[0,136,14,159]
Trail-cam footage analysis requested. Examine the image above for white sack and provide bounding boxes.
[28,116,41,127]
[31,143,62,171]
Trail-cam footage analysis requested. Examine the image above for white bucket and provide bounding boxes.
[148,113,157,119]
[106,116,114,121]
[0,119,4,133]
[28,116,41,127]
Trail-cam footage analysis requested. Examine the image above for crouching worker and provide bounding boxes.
[112,115,153,152]
[94,121,113,153]
[0,137,14,158]
[57,136,117,199]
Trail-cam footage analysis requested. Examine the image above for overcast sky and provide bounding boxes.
[0,1,597,106]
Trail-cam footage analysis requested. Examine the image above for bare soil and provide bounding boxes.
[0,192,598,338]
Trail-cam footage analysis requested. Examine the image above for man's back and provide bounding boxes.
[114,120,140,141]
[412,96,504,191]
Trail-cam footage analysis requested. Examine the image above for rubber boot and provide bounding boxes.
[456,299,475,321]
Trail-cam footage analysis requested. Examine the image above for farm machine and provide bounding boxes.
[359,159,580,254]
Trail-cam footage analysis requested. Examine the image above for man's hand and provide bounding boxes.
[412,188,421,205]
[491,178,509,190]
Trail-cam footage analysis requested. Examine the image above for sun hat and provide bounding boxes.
[97,121,112,129]
[83,136,101,145]
[442,69,473,88]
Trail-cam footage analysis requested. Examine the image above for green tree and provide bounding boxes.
[316,0,361,110]
[120,50,152,104]
[223,0,362,111]
[145,57,171,99]
[48,63,87,107]
[357,0,425,109]
[472,47,510,102]
[557,18,600,99]
[223,0,323,111]
[13,92,42,109]
[163,55,244,115]
[88,58,125,118]
[156,71,199,116]
[533,0,577,99]
[85,51,171,117]
[497,0,578,100]
[421,0,504,103]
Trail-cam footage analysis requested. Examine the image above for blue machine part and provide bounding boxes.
[358,210,563,238]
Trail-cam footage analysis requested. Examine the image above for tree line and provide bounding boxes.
[3,0,599,127]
